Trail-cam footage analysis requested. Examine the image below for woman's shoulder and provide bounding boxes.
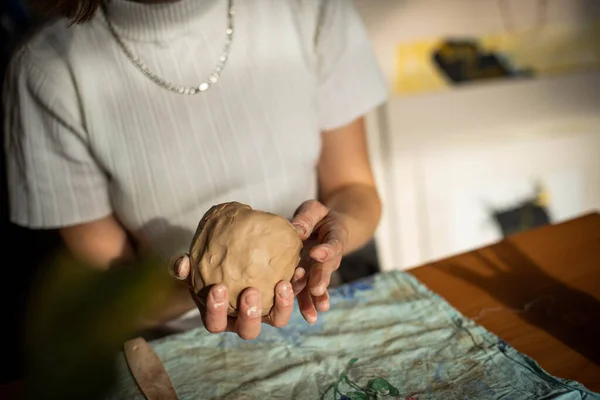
[13,19,73,65]
[3,18,94,112]
[5,19,84,89]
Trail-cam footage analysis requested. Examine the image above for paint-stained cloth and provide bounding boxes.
[106,271,600,399]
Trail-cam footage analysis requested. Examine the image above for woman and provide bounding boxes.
[3,0,387,340]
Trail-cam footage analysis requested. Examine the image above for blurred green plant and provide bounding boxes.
[322,358,400,400]
[23,252,177,400]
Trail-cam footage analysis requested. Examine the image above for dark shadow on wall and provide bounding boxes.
[488,183,552,237]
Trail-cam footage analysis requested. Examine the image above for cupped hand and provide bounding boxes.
[291,200,349,324]
[169,255,294,340]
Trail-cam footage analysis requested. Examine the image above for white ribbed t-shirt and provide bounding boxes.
[3,0,387,260]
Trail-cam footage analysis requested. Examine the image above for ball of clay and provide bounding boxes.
[188,202,302,317]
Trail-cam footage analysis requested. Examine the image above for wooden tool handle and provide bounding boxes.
[124,337,179,400]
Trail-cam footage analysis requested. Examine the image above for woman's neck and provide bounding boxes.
[102,0,219,41]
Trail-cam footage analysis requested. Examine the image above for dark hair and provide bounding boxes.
[27,0,103,24]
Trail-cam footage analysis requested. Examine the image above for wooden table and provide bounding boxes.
[410,212,600,392]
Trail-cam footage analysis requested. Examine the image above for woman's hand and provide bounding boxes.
[169,255,294,340]
[291,200,349,324]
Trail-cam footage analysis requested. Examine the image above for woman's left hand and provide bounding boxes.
[290,200,349,324]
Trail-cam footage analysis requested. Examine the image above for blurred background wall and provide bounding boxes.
[355,0,600,270]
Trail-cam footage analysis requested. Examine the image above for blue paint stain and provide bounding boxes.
[498,339,508,353]
[426,384,433,397]
[473,379,496,396]
[434,361,444,382]
[331,277,374,300]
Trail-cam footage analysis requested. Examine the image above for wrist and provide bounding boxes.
[323,184,381,254]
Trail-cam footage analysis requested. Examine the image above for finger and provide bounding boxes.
[310,218,347,262]
[168,254,191,280]
[203,284,229,333]
[310,241,344,263]
[267,281,294,328]
[234,288,262,340]
[307,260,334,297]
[291,200,329,240]
[314,290,330,313]
[297,287,318,324]
[291,267,308,295]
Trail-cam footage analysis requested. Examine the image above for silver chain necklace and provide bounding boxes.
[101,0,235,95]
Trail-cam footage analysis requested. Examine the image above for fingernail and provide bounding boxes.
[244,291,260,317]
[212,286,226,301]
[293,268,305,281]
[310,270,325,296]
[169,255,188,279]
[278,283,291,299]
[293,223,307,237]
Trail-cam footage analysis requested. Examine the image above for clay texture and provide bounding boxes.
[189,202,302,316]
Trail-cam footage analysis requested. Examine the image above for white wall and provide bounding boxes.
[357,0,600,270]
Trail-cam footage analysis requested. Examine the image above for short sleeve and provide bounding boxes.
[315,0,388,131]
[3,48,112,229]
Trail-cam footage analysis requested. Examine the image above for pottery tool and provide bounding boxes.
[124,337,179,400]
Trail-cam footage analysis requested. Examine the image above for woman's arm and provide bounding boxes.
[58,216,196,328]
[317,116,382,254]
[289,116,382,323]
[58,215,135,270]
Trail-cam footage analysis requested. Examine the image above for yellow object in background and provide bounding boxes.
[395,20,600,95]
[535,184,551,208]
[396,40,450,95]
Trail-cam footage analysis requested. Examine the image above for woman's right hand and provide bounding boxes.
[168,254,296,340]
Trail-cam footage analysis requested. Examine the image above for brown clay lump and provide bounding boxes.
[189,202,302,316]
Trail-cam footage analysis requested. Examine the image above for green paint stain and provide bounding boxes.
[321,358,401,400]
